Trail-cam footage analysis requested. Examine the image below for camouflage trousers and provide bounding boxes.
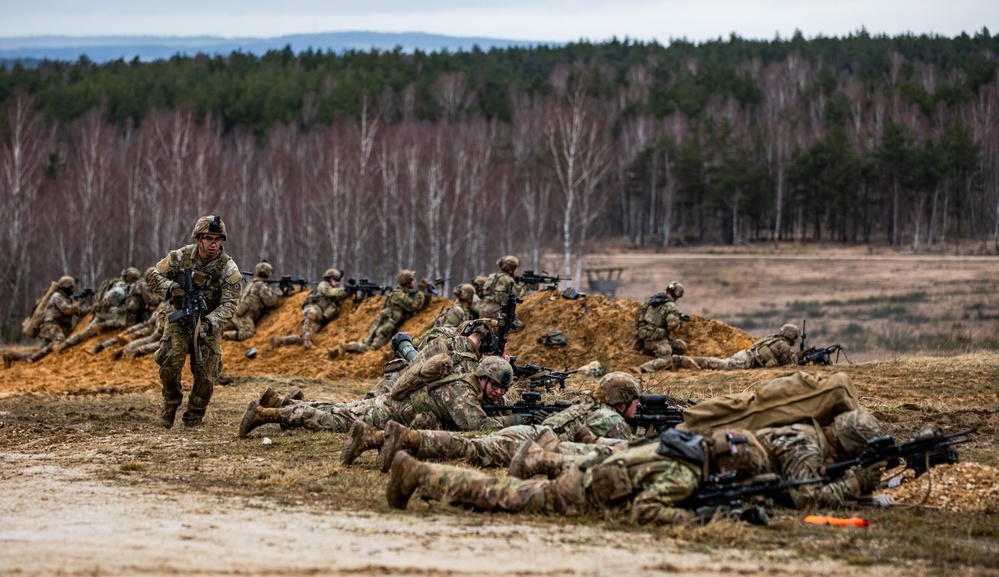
[409,459,587,514]
[690,349,754,370]
[123,330,163,358]
[226,314,257,341]
[417,425,619,468]
[279,396,401,433]
[6,323,67,363]
[642,336,686,358]
[155,322,222,424]
[362,317,398,350]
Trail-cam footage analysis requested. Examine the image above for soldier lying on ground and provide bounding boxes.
[57,267,144,354]
[238,357,528,438]
[386,427,772,526]
[341,371,643,472]
[688,323,801,370]
[86,267,164,355]
[222,261,282,342]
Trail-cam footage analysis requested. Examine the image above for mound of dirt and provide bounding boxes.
[0,291,756,396]
[878,462,999,513]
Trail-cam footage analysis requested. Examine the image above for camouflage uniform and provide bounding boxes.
[434,301,474,330]
[346,270,428,351]
[87,268,165,355]
[271,268,348,350]
[148,216,241,427]
[3,278,81,366]
[364,329,481,399]
[478,256,531,320]
[691,324,799,370]
[120,303,174,359]
[57,273,139,353]
[755,408,885,509]
[223,269,282,341]
[635,285,686,370]
[388,429,770,526]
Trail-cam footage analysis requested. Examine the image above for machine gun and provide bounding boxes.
[628,394,686,436]
[515,270,562,291]
[824,426,977,480]
[482,391,573,422]
[167,267,208,371]
[241,271,309,297]
[493,286,522,357]
[680,471,828,519]
[510,356,553,379]
[425,276,453,297]
[344,278,390,303]
[797,344,850,366]
[528,369,578,391]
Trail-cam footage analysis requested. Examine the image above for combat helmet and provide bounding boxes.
[666,281,684,299]
[396,269,416,286]
[474,356,514,389]
[255,262,274,279]
[472,276,488,294]
[454,283,476,301]
[323,268,342,282]
[57,275,76,290]
[593,372,642,406]
[191,215,228,240]
[497,255,520,273]
[831,408,884,457]
[779,323,800,343]
[708,429,770,479]
[121,267,141,283]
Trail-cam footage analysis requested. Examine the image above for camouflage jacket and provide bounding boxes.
[636,295,680,341]
[748,334,795,368]
[303,280,349,318]
[124,278,163,323]
[93,280,131,324]
[584,440,701,525]
[148,244,242,333]
[41,290,81,333]
[542,399,632,441]
[403,373,518,431]
[755,423,859,509]
[376,285,427,327]
[433,301,474,329]
[236,278,282,319]
[480,271,528,308]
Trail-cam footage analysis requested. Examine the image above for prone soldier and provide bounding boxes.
[690,324,800,370]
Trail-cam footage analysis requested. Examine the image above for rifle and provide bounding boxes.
[167,268,208,371]
[509,356,553,379]
[241,271,309,297]
[824,426,977,480]
[515,270,562,291]
[680,471,828,513]
[800,319,807,355]
[425,276,453,297]
[482,391,573,421]
[344,278,390,303]
[678,313,692,327]
[528,369,578,391]
[493,286,522,357]
[628,394,686,436]
[797,344,850,366]
[73,288,96,301]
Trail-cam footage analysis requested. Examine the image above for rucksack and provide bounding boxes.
[21,281,59,339]
[678,371,859,433]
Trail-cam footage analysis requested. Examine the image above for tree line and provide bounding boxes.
[1,30,998,339]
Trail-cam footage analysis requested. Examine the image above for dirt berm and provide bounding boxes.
[0,291,755,396]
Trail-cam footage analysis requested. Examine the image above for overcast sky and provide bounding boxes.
[2,0,994,44]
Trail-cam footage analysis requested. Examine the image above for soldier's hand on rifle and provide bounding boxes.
[169,284,186,309]
[418,277,429,292]
[528,408,550,424]
[694,505,732,524]
[737,505,770,526]
[853,461,887,493]
[199,320,213,339]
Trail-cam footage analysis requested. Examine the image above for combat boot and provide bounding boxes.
[302,331,314,351]
[270,335,302,350]
[342,341,373,354]
[327,345,343,360]
[159,404,180,429]
[534,428,564,452]
[386,452,430,510]
[509,439,565,479]
[258,387,284,408]
[282,387,304,405]
[377,421,422,473]
[86,337,114,356]
[222,330,239,341]
[2,353,12,370]
[237,401,280,438]
[339,421,385,465]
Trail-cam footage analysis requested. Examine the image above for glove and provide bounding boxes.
[855,461,887,493]
[738,505,771,526]
[418,278,429,292]
[170,284,186,308]
[202,319,213,336]
[510,413,532,426]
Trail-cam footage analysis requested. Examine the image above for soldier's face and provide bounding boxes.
[197,234,223,259]
[482,378,506,402]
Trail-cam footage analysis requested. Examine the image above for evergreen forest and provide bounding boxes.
[1,29,998,336]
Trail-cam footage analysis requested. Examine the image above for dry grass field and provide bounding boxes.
[1,246,998,576]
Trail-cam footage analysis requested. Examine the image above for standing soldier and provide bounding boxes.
[635,281,688,373]
[432,283,477,329]
[271,268,348,350]
[223,262,282,342]
[690,324,801,370]
[478,256,531,321]
[343,269,429,353]
[3,276,84,368]
[147,215,241,428]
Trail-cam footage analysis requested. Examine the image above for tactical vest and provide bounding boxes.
[164,244,232,313]
[542,400,599,437]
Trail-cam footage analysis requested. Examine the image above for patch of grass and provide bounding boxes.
[845,292,930,306]
[120,462,146,472]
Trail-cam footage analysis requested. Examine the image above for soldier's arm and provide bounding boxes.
[396,290,426,313]
[770,340,795,366]
[664,303,682,332]
[769,429,841,509]
[630,461,701,525]
[583,410,634,440]
[446,387,512,431]
[260,283,282,307]
[205,261,242,330]
[53,292,80,315]
[147,252,179,297]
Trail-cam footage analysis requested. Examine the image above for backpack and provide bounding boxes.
[21,281,59,339]
[537,330,567,347]
[678,371,859,433]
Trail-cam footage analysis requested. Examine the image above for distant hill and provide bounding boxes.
[0,31,554,64]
